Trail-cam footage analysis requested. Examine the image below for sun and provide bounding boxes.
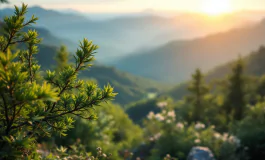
[201,0,232,16]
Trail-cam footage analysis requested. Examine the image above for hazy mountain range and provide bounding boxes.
[1,6,262,64]
[115,19,265,83]
[2,6,265,85]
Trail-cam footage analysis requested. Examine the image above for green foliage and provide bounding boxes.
[256,75,265,98]
[232,101,265,160]
[126,99,160,124]
[49,103,143,160]
[0,4,116,159]
[186,69,210,122]
[223,57,247,121]
[54,45,70,71]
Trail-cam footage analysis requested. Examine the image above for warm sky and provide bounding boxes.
[2,0,265,13]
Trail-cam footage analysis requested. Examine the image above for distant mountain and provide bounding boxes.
[0,6,256,63]
[0,6,89,29]
[56,8,83,15]
[207,46,265,80]
[35,44,168,105]
[0,19,75,50]
[115,19,265,83]
[24,26,76,50]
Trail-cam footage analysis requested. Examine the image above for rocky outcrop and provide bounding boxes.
[187,146,215,160]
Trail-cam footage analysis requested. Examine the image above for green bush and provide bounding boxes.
[233,102,265,160]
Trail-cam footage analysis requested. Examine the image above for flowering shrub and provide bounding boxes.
[39,146,112,160]
[141,102,241,160]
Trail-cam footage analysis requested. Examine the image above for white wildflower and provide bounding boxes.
[147,111,155,119]
[149,137,154,141]
[214,132,221,139]
[155,113,165,121]
[194,139,201,143]
[228,135,241,146]
[167,110,176,118]
[222,133,229,141]
[195,122,205,130]
[176,122,184,129]
[154,133,162,140]
[157,101,168,108]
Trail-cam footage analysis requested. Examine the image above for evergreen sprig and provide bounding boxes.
[0,3,116,159]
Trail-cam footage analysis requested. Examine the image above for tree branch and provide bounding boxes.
[11,96,107,131]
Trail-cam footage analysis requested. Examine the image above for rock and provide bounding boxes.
[187,146,215,160]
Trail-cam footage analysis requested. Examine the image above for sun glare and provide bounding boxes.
[201,0,232,16]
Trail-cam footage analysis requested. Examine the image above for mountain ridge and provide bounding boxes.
[114,18,265,83]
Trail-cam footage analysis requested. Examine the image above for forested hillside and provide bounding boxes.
[127,45,265,123]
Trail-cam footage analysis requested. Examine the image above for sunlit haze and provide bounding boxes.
[201,0,232,15]
[2,0,265,13]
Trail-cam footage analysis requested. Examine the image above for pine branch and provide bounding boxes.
[2,32,15,53]
[49,54,86,112]
[11,95,107,130]
[1,94,10,134]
